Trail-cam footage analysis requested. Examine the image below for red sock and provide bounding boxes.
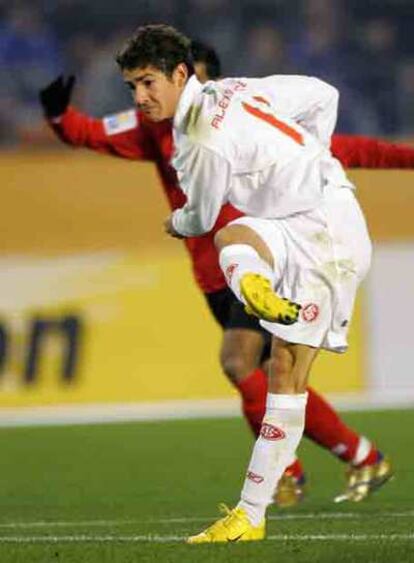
[284,458,306,481]
[235,368,267,437]
[304,387,379,465]
[354,447,381,468]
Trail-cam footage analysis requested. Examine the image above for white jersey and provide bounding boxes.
[171,75,353,237]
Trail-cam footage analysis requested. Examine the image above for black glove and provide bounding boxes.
[39,75,76,118]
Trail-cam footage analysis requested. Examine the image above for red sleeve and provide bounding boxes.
[49,106,156,160]
[331,134,414,169]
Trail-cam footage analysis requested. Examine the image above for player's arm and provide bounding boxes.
[260,75,339,147]
[170,144,231,237]
[39,75,154,160]
[331,134,414,169]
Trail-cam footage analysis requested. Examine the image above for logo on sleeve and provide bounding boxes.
[260,423,286,441]
[103,110,137,136]
[301,303,319,323]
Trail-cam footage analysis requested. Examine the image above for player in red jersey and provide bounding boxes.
[40,41,412,505]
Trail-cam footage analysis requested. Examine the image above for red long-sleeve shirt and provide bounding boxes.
[50,106,414,293]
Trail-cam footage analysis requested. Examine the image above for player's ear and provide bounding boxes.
[173,63,188,87]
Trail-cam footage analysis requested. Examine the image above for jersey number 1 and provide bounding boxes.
[242,98,304,145]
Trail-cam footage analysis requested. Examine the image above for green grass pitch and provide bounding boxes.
[0,408,413,562]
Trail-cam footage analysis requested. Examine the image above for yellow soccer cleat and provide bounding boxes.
[334,456,393,503]
[273,473,306,508]
[240,273,301,324]
[186,504,265,544]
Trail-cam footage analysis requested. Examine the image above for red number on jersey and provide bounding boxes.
[242,99,304,146]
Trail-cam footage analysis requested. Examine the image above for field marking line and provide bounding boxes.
[0,533,413,544]
[2,391,414,428]
[0,510,413,529]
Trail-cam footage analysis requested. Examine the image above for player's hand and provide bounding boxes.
[39,75,76,118]
[164,216,184,239]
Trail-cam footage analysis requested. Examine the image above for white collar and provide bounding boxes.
[173,75,203,131]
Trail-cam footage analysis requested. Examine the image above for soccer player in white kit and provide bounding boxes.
[116,24,372,543]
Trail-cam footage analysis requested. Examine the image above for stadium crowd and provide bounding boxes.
[1,0,414,146]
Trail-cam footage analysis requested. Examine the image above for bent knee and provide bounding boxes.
[220,351,258,383]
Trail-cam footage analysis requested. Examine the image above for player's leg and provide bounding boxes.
[206,289,389,507]
[215,219,310,509]
[220,328,265,386]
[204,288,269,436]
[219,290,270,435]
[304,386,392,502]
[188,221,312,543]
[216,199,390,504]
[187,336,317,543]
[305,386,370,462]
[187,193,376,543]
[215,223,301,324]
[267,381,391,507]
[205,286,307,506]
[220,293,309,506]
[220,328,268,434]
[236,338,317,525]
[211,221,316,518]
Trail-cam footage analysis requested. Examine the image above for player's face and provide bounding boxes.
[123,64,188,121]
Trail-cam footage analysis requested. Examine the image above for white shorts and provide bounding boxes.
[230,188,372,352]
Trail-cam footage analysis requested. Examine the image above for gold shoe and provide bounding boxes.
[334,456,393,503]
[186,504,265,544]
[274,473,306,508]
[240,273,301,324]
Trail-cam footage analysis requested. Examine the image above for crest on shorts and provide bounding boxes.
[301,303,320,323]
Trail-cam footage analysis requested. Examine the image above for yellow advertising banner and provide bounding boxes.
[0,250,364,407]
[4,152,408,407]
[0,251,225,406]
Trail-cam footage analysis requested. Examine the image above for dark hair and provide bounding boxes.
[191,40,221,79]
[116,24,194,78]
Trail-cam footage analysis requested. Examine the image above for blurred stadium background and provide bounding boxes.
[1,0,414,423]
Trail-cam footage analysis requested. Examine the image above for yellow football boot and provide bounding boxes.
[186,504,265,544]
[240,273,301,324]
[334,456,393,503]
[274,473,306,508]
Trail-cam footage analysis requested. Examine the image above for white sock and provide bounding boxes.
[237,392,308,526]
[219,244,275,304]
[351,436,372,466]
